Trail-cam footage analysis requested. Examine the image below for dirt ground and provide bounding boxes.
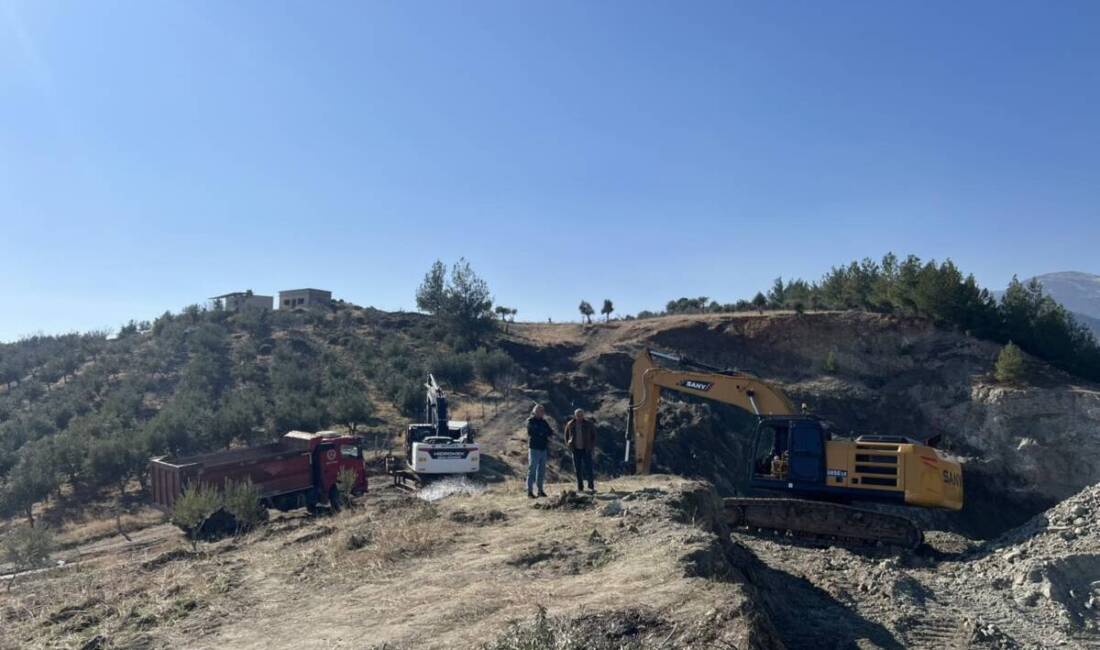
[0,476,782,650]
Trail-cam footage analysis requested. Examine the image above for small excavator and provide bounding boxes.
[626,349,964,548]
[388,374,479,489]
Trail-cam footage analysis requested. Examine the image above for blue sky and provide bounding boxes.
[2,1,1098,341]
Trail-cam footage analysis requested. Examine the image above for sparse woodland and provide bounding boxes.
[0,259,519,526]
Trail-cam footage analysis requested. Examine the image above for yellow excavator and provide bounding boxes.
[626,349,963,548]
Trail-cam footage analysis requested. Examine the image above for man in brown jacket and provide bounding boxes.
[565,408,597,493]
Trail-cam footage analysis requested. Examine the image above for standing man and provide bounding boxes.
[565,408,597,493]
[526,404,553,498]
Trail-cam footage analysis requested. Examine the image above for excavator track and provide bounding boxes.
[724,497,924,549]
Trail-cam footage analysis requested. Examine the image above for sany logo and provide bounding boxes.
[680,379,713,391]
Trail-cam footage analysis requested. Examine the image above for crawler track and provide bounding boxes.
[724,497,923,549]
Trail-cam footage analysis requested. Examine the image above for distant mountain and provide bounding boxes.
[998,272,1100,338]
[1030,272,1100,320]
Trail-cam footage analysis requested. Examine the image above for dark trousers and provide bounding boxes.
[572,448,594,490]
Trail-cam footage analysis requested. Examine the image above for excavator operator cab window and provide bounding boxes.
[752,421,790,478]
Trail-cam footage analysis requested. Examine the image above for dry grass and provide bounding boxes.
[54,507,165,549]
[0,540,244,649]
[4,476,764,649]
[330,499,447,572]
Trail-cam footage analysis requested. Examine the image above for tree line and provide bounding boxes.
[650,253,1100,381]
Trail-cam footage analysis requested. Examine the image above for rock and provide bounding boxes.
[600,500,624,517]
[1027,566,1044,583]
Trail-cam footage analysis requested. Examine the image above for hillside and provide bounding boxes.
[3,305,1100,648]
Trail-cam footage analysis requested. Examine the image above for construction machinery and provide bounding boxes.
[389,374,479,489]
[626,349,964,548]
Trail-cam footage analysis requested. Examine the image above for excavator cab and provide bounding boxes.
[749,416,830,489]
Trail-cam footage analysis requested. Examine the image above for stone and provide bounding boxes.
[600,500,624,517]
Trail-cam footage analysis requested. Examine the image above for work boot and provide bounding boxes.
[527,491,536,499]
[538,490,548,498]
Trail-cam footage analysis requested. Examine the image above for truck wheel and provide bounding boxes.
[329,486,341,513]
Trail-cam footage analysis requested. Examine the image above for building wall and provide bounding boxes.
[278,289,332,309]
[241,295,273,310]
[221,293,273,311]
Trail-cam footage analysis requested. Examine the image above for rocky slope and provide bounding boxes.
[734,480,1100,648]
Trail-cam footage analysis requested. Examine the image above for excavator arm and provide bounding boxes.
[628,349,797,473]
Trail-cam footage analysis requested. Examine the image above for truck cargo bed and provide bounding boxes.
[150,441,314,509]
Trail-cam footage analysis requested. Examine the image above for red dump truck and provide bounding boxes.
[150,431,368,515]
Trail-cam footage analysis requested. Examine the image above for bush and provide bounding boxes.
[336,467,359,508]
[172,482,223,549]
[995,342,1027,384]
[823,350,839,374]
[223,478,264,534]
[431,352,474,388]
[474,348,519,391]
[3,525,53,589]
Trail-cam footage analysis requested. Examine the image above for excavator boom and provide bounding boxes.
[629,349,796,473]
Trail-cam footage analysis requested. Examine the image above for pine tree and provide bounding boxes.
[995,342,1026,384]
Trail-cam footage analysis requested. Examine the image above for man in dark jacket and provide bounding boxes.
[564,408,597,493]
[526,404,553,498]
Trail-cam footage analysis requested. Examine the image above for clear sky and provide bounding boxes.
[2,1,1098,341]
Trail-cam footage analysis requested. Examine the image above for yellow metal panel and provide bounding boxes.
[901,444,964,510]
[825,440,853,488]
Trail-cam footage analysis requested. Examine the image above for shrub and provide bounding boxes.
[823,350,839,374]
[995,342,1027,384]
[3,525,53,590]
[172,482,223,549]
[336,467,359,508]
[431,352,474,388]
[474,349,519,391]
[223,478,264,534]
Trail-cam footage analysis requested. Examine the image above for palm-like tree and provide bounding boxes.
[601,299,614,322]
[578,301,595,324]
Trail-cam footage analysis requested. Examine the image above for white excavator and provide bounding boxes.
[389,374,479,487]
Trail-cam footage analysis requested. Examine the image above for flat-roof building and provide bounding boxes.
[210,291,273,311]
[278,288,332,309]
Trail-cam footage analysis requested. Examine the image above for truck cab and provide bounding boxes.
[284,431,368,506]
